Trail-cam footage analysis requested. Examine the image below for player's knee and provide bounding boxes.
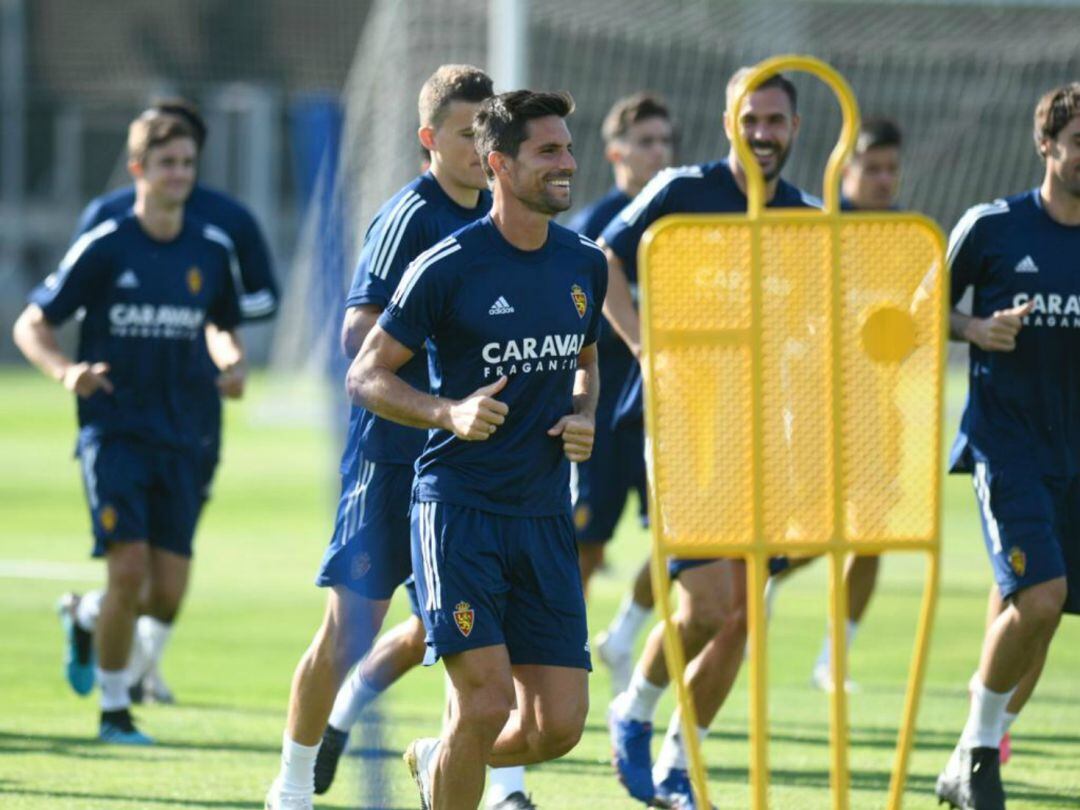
[107,545,149,599]
[678,601,725,642]
[1016,579,1067,632]
[404,616,428,662]
[456,688,513,740]
[536,713,585,760]
[721,603,748,642]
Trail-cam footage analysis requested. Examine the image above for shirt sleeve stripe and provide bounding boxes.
[202,224,245,304]
[617,165,703,227]
[56,219,119,274]
[578,234,605,257]
[373,195,426,280]
[946,200,1009,269]
[367,191,421,280]
[391,239,461,308]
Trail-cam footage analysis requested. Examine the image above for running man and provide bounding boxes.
[13,114,245,744]
[567,92,674,697]
[58,97,277,706]
[264,65,504,810]
[936,82,1080,810]
[601,69,818,808]
[348,89,606,810]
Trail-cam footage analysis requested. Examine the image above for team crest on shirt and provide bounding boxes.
[186,266,203,295]
[351,552,372,580]
[1008,547,1027,577]
[99,505,118,534]
[453,601,475,637]
[571,284,588,319]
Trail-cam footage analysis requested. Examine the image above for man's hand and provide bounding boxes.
[216,361,247,399]
[62,362,113,398]
[547,413,595,462]
[447,376,509,440]
[964,299,1035,351]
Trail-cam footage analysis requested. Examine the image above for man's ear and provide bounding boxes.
[418,125,437,153]
[488,150,509,177]
[128,159,144,181]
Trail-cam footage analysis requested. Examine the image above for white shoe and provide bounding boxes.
[404,737,440,810]
[264,778,314,810]
[595,631,634,696]
[811,662,859,694]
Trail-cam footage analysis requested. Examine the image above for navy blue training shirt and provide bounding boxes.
[568,186,636,429]
[600,159,819,425]
[343,173,492,469]
[949,189,1080,476]
[31,213,242,450]
[378,216,608,516]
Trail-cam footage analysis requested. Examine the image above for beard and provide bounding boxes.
[749,139,792,183]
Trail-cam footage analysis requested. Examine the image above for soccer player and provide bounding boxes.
[348,89,606,810]
[935,82,1080,810]
[265,65,506,810]
[566,93,674,697]
[56,97,278,706]
[12,114,245,744]
[601,70,818,808]
[764,117,903,692]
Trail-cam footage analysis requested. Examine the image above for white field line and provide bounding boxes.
[0,559,102,581]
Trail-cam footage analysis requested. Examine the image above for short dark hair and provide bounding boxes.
[418,64,494,128]
[1033,82,1080,155]
[128,114,196,165]
[855,117,902,156]
[147,97,207,149]
[474,90,575,180]
[726,68,798,115]
[601,92,671,143]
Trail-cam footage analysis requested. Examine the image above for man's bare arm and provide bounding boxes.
[12,304,113,397]
[599,242,641,358]
[341,304,383,359]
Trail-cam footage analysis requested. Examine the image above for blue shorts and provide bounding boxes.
[315,459,414,600]
[972,461,1080,614]
[77,432,202,558]
[411,501,591,669]
[573,422,648,544]
[403,574,422,618]
[668,555,791,579]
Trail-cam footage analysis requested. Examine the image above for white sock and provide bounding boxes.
[1002,711,1018,736]
[606,595,651,652]
[654,711,708,778]
[614,666,665,723]
[76,589,104,633]
[329,667,381,730]
[125,630,151,688]
[814,619,858,670]
[486,765,526,805]
[278,733,320,794]
[98,668,130,712]
[960,678,1016,749]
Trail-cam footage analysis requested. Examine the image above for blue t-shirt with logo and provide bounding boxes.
[378,216,608,516]
[31,214,242,450]
[949,189,1080,476]
[600,159,818,425]
[342,173,492,470]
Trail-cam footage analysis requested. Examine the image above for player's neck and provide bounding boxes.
[430,165,481,209]
[134,195,184,241]
[490,194,550,251]
[614,167,645,198]
[728,152,780,203]
[1040,177,1080,226]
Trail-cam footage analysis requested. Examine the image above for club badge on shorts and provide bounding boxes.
[187,266,203,295]
[571,284,587,319]
[99,504,118,534]
[1008,546,1027,577]
[351,551,371,580]
[453,601,475,637]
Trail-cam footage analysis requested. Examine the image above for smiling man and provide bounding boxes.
[13,114,245,745]
[599,69,818,809]
[348,89,607,810]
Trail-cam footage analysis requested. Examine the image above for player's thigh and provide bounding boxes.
[503,513,591,671]
[972,461,1065,603]
[316,460,414,600]
[147,448,202,559]
[77,432,152,557]
[444,644,516,730]
[411,502,511,661]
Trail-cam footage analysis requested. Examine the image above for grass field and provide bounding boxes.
[1,366,1078,809]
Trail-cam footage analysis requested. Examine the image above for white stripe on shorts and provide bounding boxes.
[80,442,100,510]
[973,461,1003,554]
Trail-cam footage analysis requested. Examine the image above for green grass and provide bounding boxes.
[0,367,1077,809]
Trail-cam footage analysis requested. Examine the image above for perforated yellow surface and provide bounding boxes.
[642,214,945,557]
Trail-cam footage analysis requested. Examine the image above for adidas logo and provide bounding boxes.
[1014,255,1039,274]
[115,269,140,289]
[488,296,515,315]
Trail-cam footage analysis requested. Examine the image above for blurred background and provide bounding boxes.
[3,0,1079,373]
